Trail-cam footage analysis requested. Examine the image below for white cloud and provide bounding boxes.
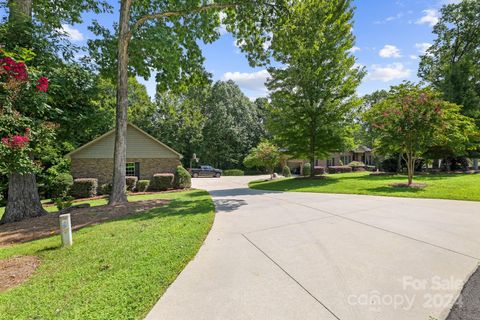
[221,70,270,94]
[415,42,431,55]
[367,63,412,82]
[409,55,418,60]
[216,12,228,36]
[374,12,404,24]
[416,9,439,26]
[60,24,84,41]
[379,44,401,58]
[348,46,361,53]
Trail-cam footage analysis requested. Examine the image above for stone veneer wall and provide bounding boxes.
[70,158,181,185]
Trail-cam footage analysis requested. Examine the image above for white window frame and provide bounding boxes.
[126,162,136,177]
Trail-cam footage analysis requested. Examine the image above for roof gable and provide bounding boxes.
[66,123,182,159]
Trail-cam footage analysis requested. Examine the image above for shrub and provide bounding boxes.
[174,166,191,189]
[136,180,150,192]
[313,166,325,175]
[150,173,174,191]
[100,183,112,195]
[328,166,353,174]
[223,169,245,176]
[70,178,98,199]
[302,163,311,176]
[348,161,365,167]
[125,176,138,192]
[282,166,291,177]
[54,196,74,211]
[366,165,376,171]
[48,173,74,198]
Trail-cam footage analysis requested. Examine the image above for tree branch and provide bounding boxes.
[128,2,245,38]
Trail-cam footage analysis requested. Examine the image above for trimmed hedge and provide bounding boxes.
[126,176,138,192]
[137,180,150,192]
[347,161,365,167]
[313,166,325,175]
[302,163,311,176]
[174,166,191,189]
[71,178,98,199]
[149,173,174,191]
[282,166,291,177]
[100,183,112,195]
[328,166,353,174]
[223,169,245,176]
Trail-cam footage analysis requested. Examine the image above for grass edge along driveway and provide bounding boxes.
[0,189,214,320]
[249,172,480,202]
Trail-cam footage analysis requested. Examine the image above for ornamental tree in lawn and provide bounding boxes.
[364,83,478,186]
[0,52,55,223]
[243,141,280,179]
[266,0,364,177]
[89,0,288,205]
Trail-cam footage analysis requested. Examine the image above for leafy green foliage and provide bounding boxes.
[174,166,192,189]
[267,0,363,174]
[53,195,74,211]
[223,169,245,176]
[282,165,291,177]
[70,178,98,199]
[418,0,480,123]
[244,141,280,177]
[136,180,150,192]
[365,83,478,184]
[302,163,311,177]
[150,173,174,191]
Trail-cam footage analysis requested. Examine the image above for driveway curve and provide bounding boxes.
[146,176,480,320]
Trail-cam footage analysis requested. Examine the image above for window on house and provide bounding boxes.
[126,162,136,176]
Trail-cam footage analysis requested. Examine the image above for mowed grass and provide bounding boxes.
[0,190,215,320]
[250,172,480,201]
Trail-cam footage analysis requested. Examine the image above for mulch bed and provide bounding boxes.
[0,199,170,247]
[0,256,40,293]
[389,182,427,189]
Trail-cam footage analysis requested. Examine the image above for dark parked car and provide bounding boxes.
[190,165,222,178]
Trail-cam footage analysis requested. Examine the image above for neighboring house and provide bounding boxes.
[66,123,182,185]
[284,146,374,174]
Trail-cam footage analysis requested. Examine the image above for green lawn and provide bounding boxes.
[250,172,480,201]
[0,190,215,319]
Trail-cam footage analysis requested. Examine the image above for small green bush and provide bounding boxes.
[302,163,311,176]
[125,176,138,192]
[223,169,245,176]
[282,166,291,177]
[49,173,74,198]
[70,178,98,199]
[348,161,365,167]
[136,180,150,192]
[54,196,74,211]
[174,166,191,189]
[100,183,112,195]
[328,166,353,174]
[150,173,174,191]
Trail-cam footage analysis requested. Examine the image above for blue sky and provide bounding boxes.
[59,0,459,100]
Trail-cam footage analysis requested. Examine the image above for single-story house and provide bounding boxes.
[66,123,182,185]
[284,146,374,174]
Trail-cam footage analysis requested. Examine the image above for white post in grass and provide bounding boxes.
[59,214,73,247]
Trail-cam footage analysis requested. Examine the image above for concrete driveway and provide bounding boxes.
[146,176,480,320]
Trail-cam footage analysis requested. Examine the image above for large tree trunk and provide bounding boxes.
[2,0,46,224]
[1,173,47,224]
[109,0,132,205]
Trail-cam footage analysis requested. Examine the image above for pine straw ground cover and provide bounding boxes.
[0,190,214,319]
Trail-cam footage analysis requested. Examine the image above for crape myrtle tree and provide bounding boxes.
[243,141,280,179]
[266,0,363,177]
[0,0,109,222]
[364,83,478,186]
[0,51,55,223]
[418,0,480,168]
[89,0,289,205]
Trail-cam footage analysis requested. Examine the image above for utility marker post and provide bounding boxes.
[59,213,73,247]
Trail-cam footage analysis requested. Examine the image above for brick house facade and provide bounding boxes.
[66,123,182,185]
